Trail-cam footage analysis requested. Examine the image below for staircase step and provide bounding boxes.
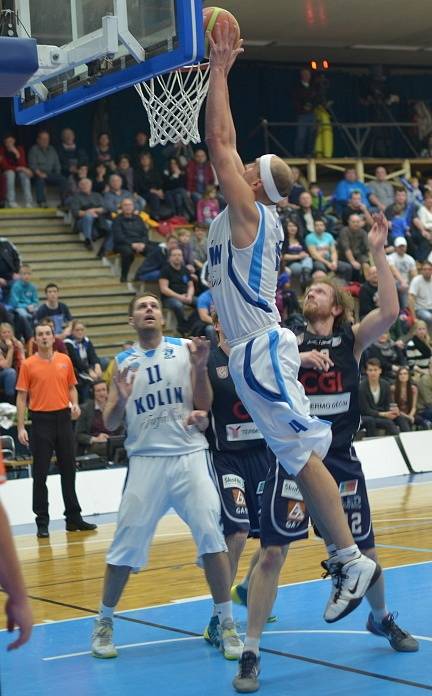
[57,286,133,297]
[0,209,58,220]
[16,242,86,253]
[32,268,114,279]
[29,258,100,269]
[0,217,64,228]
[66,295,132,308]
[78,313,127,325]
[90,325,135,337]
[7,234,78,244]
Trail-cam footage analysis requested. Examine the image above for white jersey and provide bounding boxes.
[207,202,282,345]
[115,337,207,457]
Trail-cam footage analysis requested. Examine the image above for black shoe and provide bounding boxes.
[37,526,49,538]
[66,518,97,532]
[233,651,261,693]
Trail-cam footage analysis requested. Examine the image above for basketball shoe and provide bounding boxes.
[231,584,277,623]
[366,612,419,652]
[322,553,381,623]
[233,651,261,693]
[204,615,243,660]
[91,618,118,658]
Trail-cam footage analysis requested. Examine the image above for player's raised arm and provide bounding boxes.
[353,213,400,360]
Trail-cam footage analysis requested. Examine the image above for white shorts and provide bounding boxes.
[229,326,332,476]
[107,450,227,571]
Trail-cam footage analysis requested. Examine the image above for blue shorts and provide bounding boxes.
[260,446,375,550]
[209,446,272,537]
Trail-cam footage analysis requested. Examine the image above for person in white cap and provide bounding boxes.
[387,236,417,309]
[205,22,393,692]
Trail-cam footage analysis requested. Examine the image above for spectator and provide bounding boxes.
[28,130,67,207]
[196,185,220,226]
[412,192,432,260]
[405,320,432,376]
[292,68,317,157]
[58,128,88,178]
[103,173,144,216]
[177,228,195,273]
[337,213,371,280]
[64,319,103,402]
[70,178,107,248]
[367,166,394,210]
[194,288,217,346]
[366,332,406,382]
[112,198,150,283]
[93,132,116,172]
[135,234,178,283]
[92,162,109,195]
[65,163,89,203]
[134,152,172,220]
[131,130,150,168]
[185,148,215,206]
[0,236,21,297]
[282,217,313,287]
[102,341,133,387]
[35,283,72,339]
[401,176,423,206]
[390,366,420,431]
[408,261,432,331]
[191,224,208,271]
[359,358,401,437]
[0,321,24,399]
[29,317,67,355]
[9,264,39,323]
[387,237,417,309]
[305,218,352,281]
[333,168,378,212]
[309,181,330,214]
[163,157,194,221]
[359,266,379,319]
[286,166,306,207]
[341,191,374,226]
[385,188,417,244]
[159,247,196,336]
[416,357,432,422]
[276,272,303,331]
[75,379,124,457]
[0,134,33,208]
[294,191,318,237]
[115,154,134,193]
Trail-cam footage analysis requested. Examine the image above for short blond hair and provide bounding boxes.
[270,157,294,198]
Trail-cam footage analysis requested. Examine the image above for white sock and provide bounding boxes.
[243,636,260,656]
[372,607,389,623]
[326,543,337,558]
[336,544,360,564]
[213,600,232,624]
[99,603,114,621]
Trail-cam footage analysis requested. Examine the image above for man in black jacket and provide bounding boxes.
[69,178,107,247]
[135,234,179,282]
[359,266,379,319]
[112,198,150,283]
[359,358,403,436]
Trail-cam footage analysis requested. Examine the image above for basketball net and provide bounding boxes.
[135,63,210,147]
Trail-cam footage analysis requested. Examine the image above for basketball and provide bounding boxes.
[203,7,240,57]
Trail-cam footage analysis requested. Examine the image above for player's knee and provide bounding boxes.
[259,545,286,574]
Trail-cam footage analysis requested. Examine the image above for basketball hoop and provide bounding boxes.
[135,62,210,147]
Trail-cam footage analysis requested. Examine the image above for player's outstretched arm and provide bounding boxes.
[353,212,400,360]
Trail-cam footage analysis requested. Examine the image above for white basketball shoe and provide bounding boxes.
[322,553,382,623]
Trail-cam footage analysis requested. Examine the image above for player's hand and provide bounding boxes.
[185,410,209,432]
[5,594,33,650]
[208,21,244,71]
[300,350,334,372]
[114,367,136,401]
[188,336,210,371]
[18,427,29,447]
[368,212,389,254]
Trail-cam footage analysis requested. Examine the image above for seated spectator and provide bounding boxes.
[401,175,423,206]
[35,283,72,339]
[390,366,422,431]
[134,152,172,220]
[341,191,374,227]
[102,341,133,386]
[333,167,379,213]
[365,332,406,382]
[70,178,107,248]
[359,358,403,437]
[131,130,150,168]
[103,173,144,216]
[65,163,89,203]
[387,237,417,309]
[337,213,371,280]
[58,128,88,178]
[309,181,330,214]
[112,198,150,283]
[367,166,394,211]
[0,134,33,208]
[282,217,313,288]
[294,191,319,237]
[0,236,21,300]
[405,320,432,376]
[115,154,134,192]
[9,264,39,336]
[64,320,103,402]
[0,322,21,402]
[190,224,208,271]
[92,162,109,194]
[196,185,220,226]
[196,288,217,346]
[416,357,432,423]
[177,228,195,274]
[29,317,67,355]
[286,166,306,208]
[185,148,214,206]
[408,261,432,332]
[163,157,194,221]
[359,266,379,319]
[93,132,116,172]
[305,218,352,282]
[75,379,124,457]
[159,247,197,336]
[135,234,178,282]
[412,192,432,261]
[28,130,67,207]
[385,188,418,247]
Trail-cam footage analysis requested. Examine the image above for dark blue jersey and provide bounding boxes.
[297,324,360,450]
[206,347,265,452]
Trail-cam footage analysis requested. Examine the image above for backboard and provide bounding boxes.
[11,0,204,125]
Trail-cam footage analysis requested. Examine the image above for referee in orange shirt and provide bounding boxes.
[16,323,97,538]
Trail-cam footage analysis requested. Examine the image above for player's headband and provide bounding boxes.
[259,154,283,203]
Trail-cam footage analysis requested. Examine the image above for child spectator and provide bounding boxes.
[177,228,195,274]
[191,224,208,271]
[9,264,39,329]
[196,185,220,226]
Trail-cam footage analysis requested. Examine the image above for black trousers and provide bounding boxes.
[30,408,81,526]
